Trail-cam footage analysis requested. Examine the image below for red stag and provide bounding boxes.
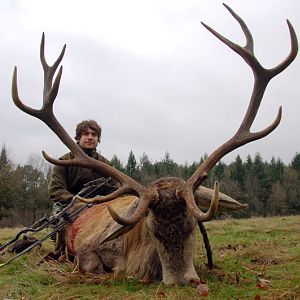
[11,4,297,285]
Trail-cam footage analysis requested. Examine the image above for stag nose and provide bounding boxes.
[183,272,201,285]
[163,276,201,286]
[163,269,200,286]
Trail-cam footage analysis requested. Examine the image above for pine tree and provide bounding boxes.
[230,155,245,190]
[161,151,177,177]
[139,153,154,184]
[125,150,139,180]
[214,160,225,180]
[111,154,124,172]
[291,152,300,175]
[268,157,284,183]
[0,145,15,220]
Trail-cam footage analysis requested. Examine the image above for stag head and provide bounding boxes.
[11,4,298,285]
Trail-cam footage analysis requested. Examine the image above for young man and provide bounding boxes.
[47,120,116,257]
[48,119,114,205]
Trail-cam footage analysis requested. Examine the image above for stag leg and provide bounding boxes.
[53,228,66,255]
[77,251,105,274]
[198,222,213,269]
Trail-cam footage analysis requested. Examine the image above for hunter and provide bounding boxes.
[48,119,117,255]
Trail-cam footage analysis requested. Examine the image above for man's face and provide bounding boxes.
[78,127,99,149]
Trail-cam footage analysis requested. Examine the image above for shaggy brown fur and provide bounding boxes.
[64,178,201,285]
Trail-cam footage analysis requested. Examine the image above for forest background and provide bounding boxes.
[1,144,300,227]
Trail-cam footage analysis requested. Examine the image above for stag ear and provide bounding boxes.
[195,186,248,211]
[100,199,140,245]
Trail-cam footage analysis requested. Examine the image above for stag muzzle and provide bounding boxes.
[162,265,200,286]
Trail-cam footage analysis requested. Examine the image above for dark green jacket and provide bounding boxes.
[48,150,112,204]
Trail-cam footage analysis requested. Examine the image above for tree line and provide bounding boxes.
[0,146,51,227]
[1,144,300,227]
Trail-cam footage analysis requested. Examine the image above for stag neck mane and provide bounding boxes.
[114,219,163,281]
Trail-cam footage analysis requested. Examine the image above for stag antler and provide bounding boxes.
[112,4,297,225]
[12,33,146,202]
[176,3,298,220]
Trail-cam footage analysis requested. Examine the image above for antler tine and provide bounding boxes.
[40,33,66,105]
[270,20,298,76]
[223,3,253,52]
[76,186,136,204]
[176,4,298,222]
[12,67,41,118]
[106,188,159,226]
[77,185,159,227]
[179,181,219,222]
[42,150,145,196]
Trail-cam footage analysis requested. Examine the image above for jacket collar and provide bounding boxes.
[81,147,98,158]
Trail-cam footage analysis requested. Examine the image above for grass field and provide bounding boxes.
[0,215,299,299]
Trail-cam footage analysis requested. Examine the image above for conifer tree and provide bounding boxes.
[111,154,124,172]
[125,150,139,180]
[0,145,15,220]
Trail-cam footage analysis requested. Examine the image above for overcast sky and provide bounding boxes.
[0,0,299,167]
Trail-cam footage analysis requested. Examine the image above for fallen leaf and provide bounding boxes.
[256,278,270,290]
[156,291,167,299]
[196,283,209,297]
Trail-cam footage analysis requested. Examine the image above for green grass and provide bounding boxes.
[0,216,299,299]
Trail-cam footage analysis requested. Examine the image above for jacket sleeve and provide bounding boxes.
[48,165,74,204]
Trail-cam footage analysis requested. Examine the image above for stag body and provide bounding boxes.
[67,178,200,285]
[12,4,297,286]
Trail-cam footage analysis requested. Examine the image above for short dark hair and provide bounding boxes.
[75,120,102,142]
